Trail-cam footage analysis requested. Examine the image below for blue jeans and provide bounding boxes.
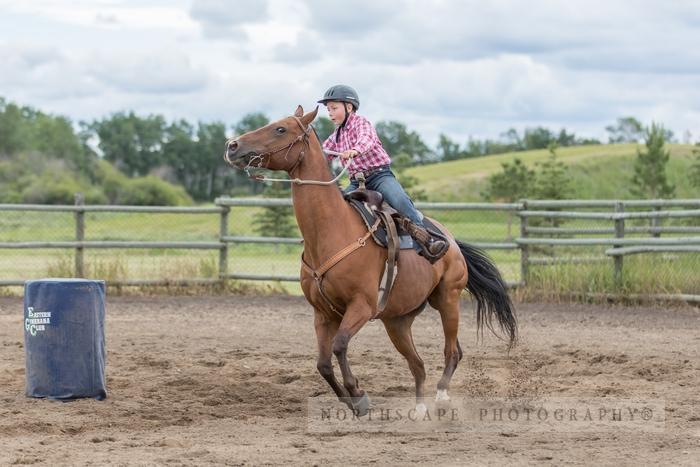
[344,166,424,226]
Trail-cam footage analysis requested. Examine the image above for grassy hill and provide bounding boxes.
[406,143,699,201]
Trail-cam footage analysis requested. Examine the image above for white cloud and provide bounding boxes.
[190,0,269,38]
[0,0,197,31]
[86,50,210,94]
[0,43,102,100]
[1,0,699,145]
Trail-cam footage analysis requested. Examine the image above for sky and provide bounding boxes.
[1,0,699,145]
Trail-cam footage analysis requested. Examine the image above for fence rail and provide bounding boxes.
[1,198,699,302]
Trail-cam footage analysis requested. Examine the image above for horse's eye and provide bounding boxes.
[276,127,286,134]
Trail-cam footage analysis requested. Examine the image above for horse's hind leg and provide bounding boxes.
[429,285,464,402]
[382,314,427,414]
[314,310,350,401]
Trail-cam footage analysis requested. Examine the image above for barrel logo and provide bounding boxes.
[25,306,52,336]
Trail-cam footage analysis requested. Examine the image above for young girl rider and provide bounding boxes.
[318,84,447,257]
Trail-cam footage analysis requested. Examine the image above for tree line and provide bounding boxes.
[0,96,694,205]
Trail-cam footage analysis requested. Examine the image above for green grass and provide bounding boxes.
[406,143,698,201]
[525,253,700,299]
[1,142,699,299]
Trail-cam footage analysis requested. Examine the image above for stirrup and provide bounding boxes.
[399,218,449,263]
[427,238,448,256]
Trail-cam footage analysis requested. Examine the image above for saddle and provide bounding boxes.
[344,188,450,313]
[344,190,449,259]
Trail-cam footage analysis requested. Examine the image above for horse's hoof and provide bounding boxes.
[415,403,428,419]
[351,393,371,417]
[435,389,450,402]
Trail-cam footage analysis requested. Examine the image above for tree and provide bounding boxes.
[630,122,675,199]
[196,121,230,199]
[252,182,296,239]
[0,98,30,155]
[436,134,464,161]
[375,121,432,165]
[482,158,534,238]
[230,113,270,195]
[500,128,523,152]
[233,112,269,136]
[576,136,602,145]
[556,128,577,147]
[523,127,556,150]
[87,112,166,177]
[606,117,643,143]
[532,144,571,200]
[0,98,93,172]
[482,158,534,202]
[690,145,700,189]
[392,152,426,201]
[313,116,335,143]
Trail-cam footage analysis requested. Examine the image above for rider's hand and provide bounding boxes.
[341,149,359,159]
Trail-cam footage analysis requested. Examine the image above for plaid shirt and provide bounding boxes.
[322,112,391,177]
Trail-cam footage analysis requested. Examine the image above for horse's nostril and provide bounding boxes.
[228,140,239,153]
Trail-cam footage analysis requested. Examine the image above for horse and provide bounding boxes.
[224,105,517,416]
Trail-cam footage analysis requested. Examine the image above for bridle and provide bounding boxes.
[224,116,351,186]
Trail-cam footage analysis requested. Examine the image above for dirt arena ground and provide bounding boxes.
[0,294,698,466]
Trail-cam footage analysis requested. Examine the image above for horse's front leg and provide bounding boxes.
[313,309,350,401]
[332,299,373,416]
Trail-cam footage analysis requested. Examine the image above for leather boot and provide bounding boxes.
[404,221,448,257]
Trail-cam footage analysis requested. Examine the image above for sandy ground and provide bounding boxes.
[1,294,699,466]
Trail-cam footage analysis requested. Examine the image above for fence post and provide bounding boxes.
[651,204,661,238]
[519,200,529,285]
[74,193,85,278]
[613,202,625,288]
[218,204,230,288]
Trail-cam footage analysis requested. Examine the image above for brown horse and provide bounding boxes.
[224,105,517,416]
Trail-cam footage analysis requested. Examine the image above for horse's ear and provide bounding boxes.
[301,105,319,126]
[294,105,304,118]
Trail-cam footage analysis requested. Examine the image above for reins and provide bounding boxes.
[237,117,353,186]
[248,149,351,186]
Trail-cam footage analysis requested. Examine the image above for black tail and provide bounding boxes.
[457,240,518,349]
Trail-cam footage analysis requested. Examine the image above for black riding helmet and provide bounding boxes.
[317,84,360,110]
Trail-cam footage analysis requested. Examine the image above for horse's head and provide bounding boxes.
[224,105,318,172]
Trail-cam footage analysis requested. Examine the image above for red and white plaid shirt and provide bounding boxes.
[322,112,391,177]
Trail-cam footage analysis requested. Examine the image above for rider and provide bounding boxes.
[318,84,447,257]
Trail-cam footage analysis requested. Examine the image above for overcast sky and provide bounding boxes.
[1,0,699,145]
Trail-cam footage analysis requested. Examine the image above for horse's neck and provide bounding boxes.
[291,143,354,262]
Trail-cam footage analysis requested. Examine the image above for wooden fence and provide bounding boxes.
[1,198,699,302]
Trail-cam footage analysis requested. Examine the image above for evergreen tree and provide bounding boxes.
[630,122,675,199]
[532,144,571,200]
[252,182,296,238]
[689,145,700,189]
[531,144,571,230]
[482,158,534,202]
[482,157,535,238]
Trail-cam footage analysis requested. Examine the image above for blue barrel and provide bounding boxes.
[24,279,106,400]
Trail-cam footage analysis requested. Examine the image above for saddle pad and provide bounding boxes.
[346,198,414,249]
